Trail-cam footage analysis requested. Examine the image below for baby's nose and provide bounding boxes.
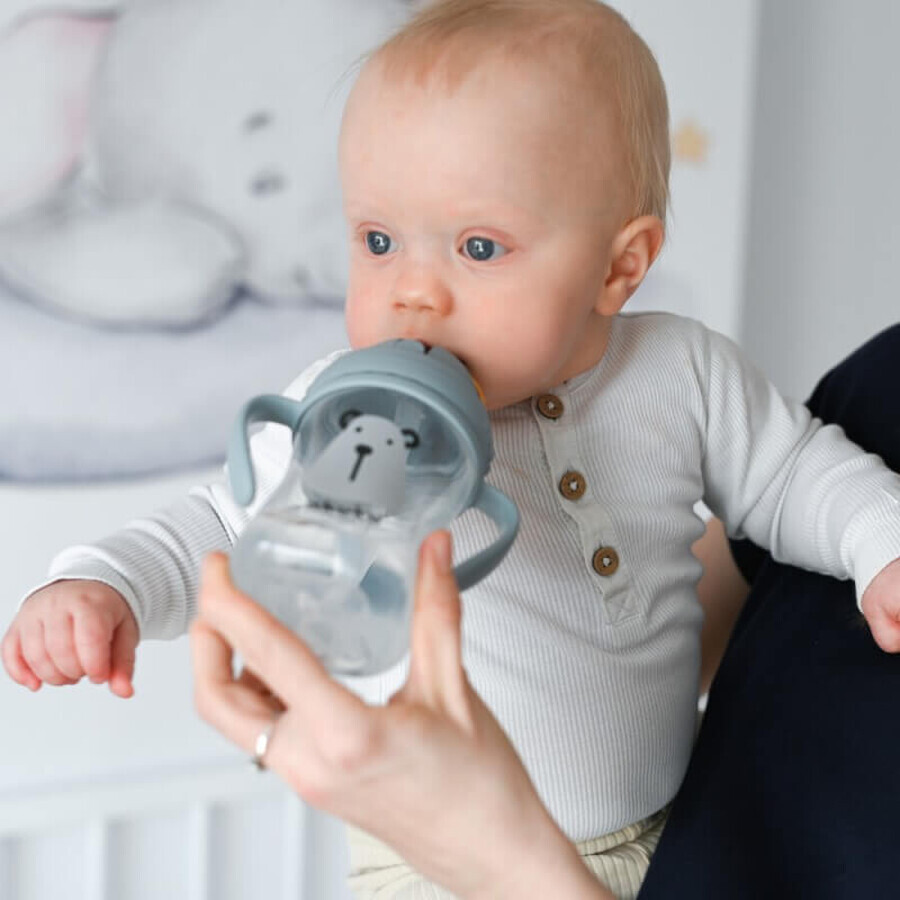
[392,266,452,315]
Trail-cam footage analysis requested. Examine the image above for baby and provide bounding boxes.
[5,1,900,898]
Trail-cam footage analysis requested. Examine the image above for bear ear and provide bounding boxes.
[339,409,362,429]
[401,428,419,449]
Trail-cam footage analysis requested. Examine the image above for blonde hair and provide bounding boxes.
[372,0,670,221]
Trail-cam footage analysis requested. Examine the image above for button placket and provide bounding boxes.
[532,388,634,623]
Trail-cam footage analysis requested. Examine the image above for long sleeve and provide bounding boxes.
[700,327,900,600]
[26,350,347,640]
[41,491,233,640]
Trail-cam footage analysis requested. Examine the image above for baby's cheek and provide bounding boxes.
[495,322,558,373]
[476,343,551,407]
[344,292,378,349]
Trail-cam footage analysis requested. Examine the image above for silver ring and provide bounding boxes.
[251,711,281,771]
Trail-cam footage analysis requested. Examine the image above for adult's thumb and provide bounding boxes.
[406,531,467,712]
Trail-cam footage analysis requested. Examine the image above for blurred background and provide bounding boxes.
[740,0,898,398]
[0,0,896,897]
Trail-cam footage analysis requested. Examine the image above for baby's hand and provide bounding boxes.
[1,580,138,697]
[860,558,900,653]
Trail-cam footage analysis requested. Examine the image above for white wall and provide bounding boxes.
[739,0,899,399]
[619,0,759,342]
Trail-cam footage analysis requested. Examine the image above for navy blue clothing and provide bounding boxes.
[639,325,900,899]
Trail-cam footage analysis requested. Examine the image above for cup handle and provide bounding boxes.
[453,483,520,591]
[228,394,306,505]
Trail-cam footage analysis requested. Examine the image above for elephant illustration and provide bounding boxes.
[0,0,411,326]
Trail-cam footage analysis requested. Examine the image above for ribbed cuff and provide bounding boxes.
[20,559,143,636]
[853,529,900,609]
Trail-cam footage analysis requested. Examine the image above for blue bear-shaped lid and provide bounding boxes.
[304,340,493,478]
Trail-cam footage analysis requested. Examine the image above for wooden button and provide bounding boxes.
[559,470,586,500]
[592,546,619,576]
[536,394,564,419]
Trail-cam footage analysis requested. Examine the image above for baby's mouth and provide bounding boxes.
[396,333,469,369]
[398,329,433,351]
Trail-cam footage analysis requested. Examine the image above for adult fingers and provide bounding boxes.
[197,554,353,714]
[108,616,138,698]
[1,628,42,691]
[20,620,77,686]
[191,616,288,757]
[195,554,385,792]
[402,532,470,723]
[238,665,287,712]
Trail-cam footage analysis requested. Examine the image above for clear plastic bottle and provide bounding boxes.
[226,340,519,679]
[230,505,417,675]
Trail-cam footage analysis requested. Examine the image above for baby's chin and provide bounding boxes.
[477,377,536,411]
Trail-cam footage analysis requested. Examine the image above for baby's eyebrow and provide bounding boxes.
[446,197,522,216]
[343,201,387,221]
[443,198,548,227]
[342,196,548,234]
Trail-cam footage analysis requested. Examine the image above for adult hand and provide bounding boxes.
[191,532,611,900]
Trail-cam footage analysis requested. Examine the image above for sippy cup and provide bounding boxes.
[227,339,520,676]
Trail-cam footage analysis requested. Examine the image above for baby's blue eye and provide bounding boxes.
[366,231,394,255]
[462,236,508,262]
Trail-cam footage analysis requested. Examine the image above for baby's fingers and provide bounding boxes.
[1,628,42,691]
[72,604,116,684]
[108,618,138,698]
[45,611,87,681]
[867,604,900,654]
[19,620,78,686]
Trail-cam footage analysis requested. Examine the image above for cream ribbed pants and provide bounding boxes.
[346,807,668,900]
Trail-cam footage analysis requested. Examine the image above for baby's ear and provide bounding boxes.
[597,215,665,315]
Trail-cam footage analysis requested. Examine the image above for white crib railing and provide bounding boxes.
[0,761,352,900]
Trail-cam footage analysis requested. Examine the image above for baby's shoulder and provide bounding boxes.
[616,310,709,345]
[613,311,720,374]
[615,311,747,368]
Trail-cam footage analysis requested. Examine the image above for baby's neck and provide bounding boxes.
[554,312,615,387]
[492,313,616,412]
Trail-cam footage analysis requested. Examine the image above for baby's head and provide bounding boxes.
[339,0,669,409]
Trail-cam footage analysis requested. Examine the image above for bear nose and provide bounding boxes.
[350,444,373,481]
